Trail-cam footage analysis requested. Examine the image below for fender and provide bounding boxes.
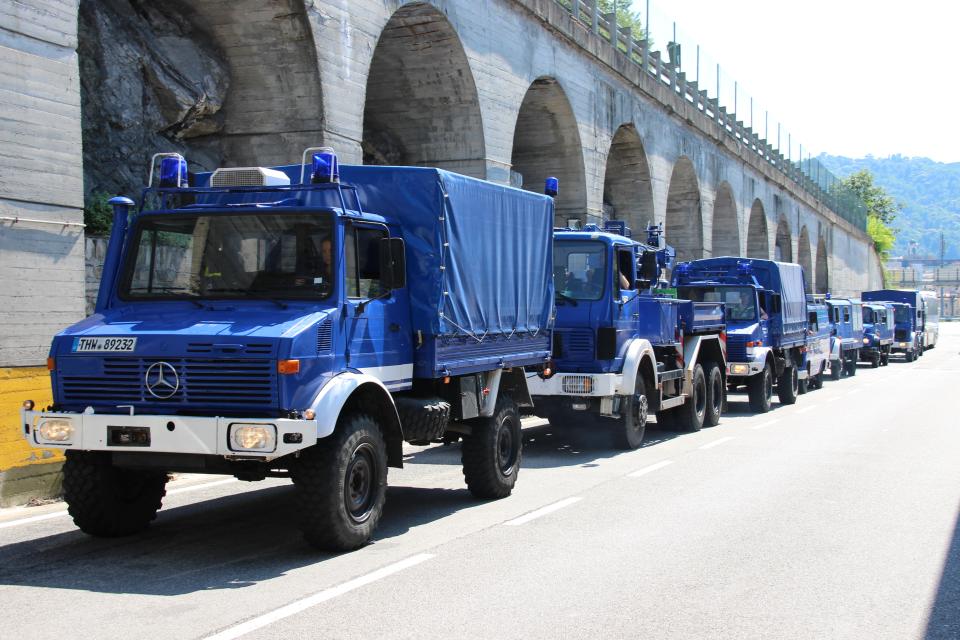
[310,372,404,467]
[829,337,842,360]
[618,337,656,395]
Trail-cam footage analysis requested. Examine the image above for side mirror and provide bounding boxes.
[637,251,659,285]
[770,293,782,314]
[379,237,406,291]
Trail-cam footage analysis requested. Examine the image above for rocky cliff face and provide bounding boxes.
[78,0,229,199]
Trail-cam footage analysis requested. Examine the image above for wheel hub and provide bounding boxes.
[345,443,376,523]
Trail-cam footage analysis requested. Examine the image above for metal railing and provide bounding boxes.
[551,0,868,232]
[887,267,960,287]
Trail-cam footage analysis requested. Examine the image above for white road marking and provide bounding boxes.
[504,497,583,526]
[202,554,434,640]
[795,405,819,414]
[0,510,68,530]
[627,460,674,478]
[751,419,780,430]
[699,436,736,450]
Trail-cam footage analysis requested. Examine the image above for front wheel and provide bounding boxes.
[612,372,649,450]
[777,365,799,405]
[747,364,773,413]
[704,364,724,427]
[292,413,387,551]
[462,394,522,499]
[830,360,842,380]
[62,451,168,537]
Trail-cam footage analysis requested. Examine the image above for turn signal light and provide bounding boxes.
[277,359,300,374]
[47,357,55,371]
[746,340,763,348]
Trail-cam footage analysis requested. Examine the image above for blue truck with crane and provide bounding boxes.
[672,257,809,413]
[19,148,556,550]
[527,223,727,447]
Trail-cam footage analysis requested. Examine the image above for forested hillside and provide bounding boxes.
[818,154,960,259]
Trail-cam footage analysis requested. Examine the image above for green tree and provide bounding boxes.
[598,0,646,37]
[843,169,901,225]
[83,192,114,236]
[842,170,900,260]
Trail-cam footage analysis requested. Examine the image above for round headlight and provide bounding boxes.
[38,418,73,442]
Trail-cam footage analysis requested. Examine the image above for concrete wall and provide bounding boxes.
[0,0,85,503]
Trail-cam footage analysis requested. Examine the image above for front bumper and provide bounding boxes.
[20,410,322,460]
[527,372,622,397]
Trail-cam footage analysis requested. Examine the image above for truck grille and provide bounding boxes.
[894,328,907,341]
[726,335,748,362]
[60,358,276,410]
[558,329,594,361]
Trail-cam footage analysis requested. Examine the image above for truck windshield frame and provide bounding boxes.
[894,305,912,324]
[554,240,608,302]
[119,210,336,302]
[679,285,759,322]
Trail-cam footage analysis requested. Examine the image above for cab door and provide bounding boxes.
[343,221,411,388]
[612,245,639,364]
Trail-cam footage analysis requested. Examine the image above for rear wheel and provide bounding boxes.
[292,413,387,551]
[612,372,649,450]
[704,364,724,427]
[830,360,842,380]
[462,394,522,499]
[798,377,809,395]
[63,451,168,538]
[777,365,799,405]
[748,363,773,413]
[845,356,858,376]
[677,364,707,432]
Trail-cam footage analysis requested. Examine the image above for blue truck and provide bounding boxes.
[19,149,555,550]
[672,258,808,413]
[825,297,864,378]
[800,301,831,392]
[859,302,894,367]
[862,290,925,361]
[527,223,727,448]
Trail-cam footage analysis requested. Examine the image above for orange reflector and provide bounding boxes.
[278,359,301,374]
[443,376,451,384]
[46,357,55,371]
[543,367,552,377]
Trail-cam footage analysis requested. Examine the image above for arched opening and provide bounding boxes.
[602,124,653,233]
[511,77,587,225]
[775,216,793,262]
[78,0,324,196]
[664,157,702,263]
[815,235,830,294]
[362,3,485,177]
[746,199,769,259]
[798,226,813,290]
[710,182,740,257]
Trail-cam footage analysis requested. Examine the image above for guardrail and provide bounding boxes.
[551,0,867,232]
[887,268,960,286]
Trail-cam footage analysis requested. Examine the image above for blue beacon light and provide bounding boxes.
[544,177,559,197]
[737,261,753,277]
[159,156,188,188]
[311,151,339,184]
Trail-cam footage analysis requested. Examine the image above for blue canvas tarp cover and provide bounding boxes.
[338,165,554,344]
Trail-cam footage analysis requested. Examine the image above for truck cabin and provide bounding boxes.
[806,304,830,338]
[862,304,892,334]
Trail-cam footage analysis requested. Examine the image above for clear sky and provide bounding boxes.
[631,0,960,163]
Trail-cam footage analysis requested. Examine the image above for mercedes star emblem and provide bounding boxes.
[145,361,180,399]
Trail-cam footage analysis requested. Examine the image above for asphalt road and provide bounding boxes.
[2,326,959,639]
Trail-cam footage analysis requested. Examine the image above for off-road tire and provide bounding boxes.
[395,396,451,444]
[798,377,809,395]
[612,372,649,450]
[777,365,799,405]
[870,355,880,368]
[830,359,842,380]
[676,364,707,432]
[704,364,724,427]
[748,363,774,413]
[845,357,858,377]
[292,413,387,551]
[462,394,521,499]
[62,450,167,537]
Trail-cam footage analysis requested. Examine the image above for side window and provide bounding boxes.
[842,308,850,323]
[345,224,387,298]
[617,249,635,291]
[807,311,818,332]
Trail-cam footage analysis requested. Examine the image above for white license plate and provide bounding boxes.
[72,337,138,353]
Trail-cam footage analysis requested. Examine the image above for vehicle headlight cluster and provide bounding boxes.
[229,424,277,452]
[37,418,74,443]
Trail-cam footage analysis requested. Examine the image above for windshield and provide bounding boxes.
[554,240,607,301]
[121,212,335,300]
[862,307,874,324]
[680,286,758,322]
[894,305,912,324]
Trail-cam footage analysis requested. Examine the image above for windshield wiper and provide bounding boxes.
[556,291,578,306]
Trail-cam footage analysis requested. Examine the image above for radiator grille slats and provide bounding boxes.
[558,329,594,362]
[61,357,276,409]
[726,336,748,362]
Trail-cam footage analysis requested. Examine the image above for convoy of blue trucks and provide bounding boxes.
[18,149,942,550]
